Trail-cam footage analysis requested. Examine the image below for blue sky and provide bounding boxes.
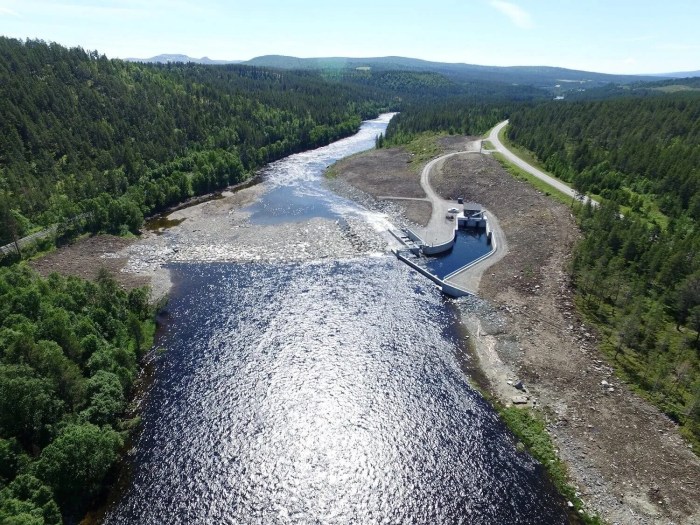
[1,0,698,74]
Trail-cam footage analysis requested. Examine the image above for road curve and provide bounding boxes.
[406,140,508,294]
[414,139,483,246]
[487,121,597,206]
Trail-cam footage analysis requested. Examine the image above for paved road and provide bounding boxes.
[487,121,598,207]
[0,213,90,256]
[411,139,508,294]
[390,139,507,294]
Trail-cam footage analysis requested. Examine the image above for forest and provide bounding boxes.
[0,37,394,250]
[379,86,545,146]
[0,265,153,523]
[507,94,700,448]
[0,37,561,257]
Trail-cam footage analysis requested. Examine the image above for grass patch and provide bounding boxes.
[324,165,338,179]
[498,405,606,525]
[403,132,446,171]
[324,150,369,179]
[19,234,60,261]
[492,152,575,207]
[142,318,157,350]
[481,140,495,151]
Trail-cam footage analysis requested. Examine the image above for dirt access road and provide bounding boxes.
[329,136,700,525]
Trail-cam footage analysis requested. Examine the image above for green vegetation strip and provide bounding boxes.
[497,124,552,174]
[498,406,606,525]
[491,152,574,207]
[402,133,445,170]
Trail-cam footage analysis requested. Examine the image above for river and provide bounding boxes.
[104,115,568,524]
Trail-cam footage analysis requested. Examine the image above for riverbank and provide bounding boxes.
[328,137,700,524]
[31,180,393,302]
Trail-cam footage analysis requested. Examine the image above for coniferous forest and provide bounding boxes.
[2,33,700,523]
[0,37,391,247]
[507,95,700,446]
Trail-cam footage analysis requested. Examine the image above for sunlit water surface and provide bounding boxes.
[104,116,567,524]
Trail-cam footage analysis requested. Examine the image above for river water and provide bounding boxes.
[104,116,568,524]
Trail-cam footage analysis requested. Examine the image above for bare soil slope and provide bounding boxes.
[328,148,431,226]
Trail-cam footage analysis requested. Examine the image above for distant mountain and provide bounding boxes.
[125,54,240,65]
[243,55,666,90]
[125,53,673,90]
[653,70,700,78]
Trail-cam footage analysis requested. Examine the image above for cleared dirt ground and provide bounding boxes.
[30,235,149,290]
[328,148,431,226]
[333,144,700,525]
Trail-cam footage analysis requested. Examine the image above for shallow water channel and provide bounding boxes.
[104,116,568,524]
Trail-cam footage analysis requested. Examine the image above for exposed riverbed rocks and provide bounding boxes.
[32,182,390,302]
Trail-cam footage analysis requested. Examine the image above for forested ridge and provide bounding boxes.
[507,95,700,448]
[380,85,546,146]
[0,37,559,255]
[0,37,390,248]
[243,54,662,88]
[0,265,153,523]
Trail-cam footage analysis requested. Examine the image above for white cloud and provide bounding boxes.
[0,6,19,16]
[490,1,533,29]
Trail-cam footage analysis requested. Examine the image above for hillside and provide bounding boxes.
[1,39,562,253]
[244,54,665,90]
[506,95,700,448]
[0,38,390,249]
